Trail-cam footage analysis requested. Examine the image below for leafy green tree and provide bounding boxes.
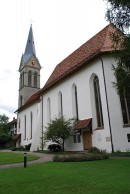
[105,0,130,94]
[0,114,10,134]
[44,116,75,151]
[106,0,130,31]
[0,114,11,147]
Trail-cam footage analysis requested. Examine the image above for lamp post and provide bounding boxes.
[24,152,27,168]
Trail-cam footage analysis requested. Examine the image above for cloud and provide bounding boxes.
[0,69,13,81]
[0,104,16,114]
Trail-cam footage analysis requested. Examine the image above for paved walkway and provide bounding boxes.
[0,150,53,169]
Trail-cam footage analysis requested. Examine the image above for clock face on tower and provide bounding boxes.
[31,60,35,65]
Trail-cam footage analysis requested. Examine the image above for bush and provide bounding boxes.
[53,153,109,162]
[25,143,31,151]
[88,147,103,153]
[9,147,17,151]
[48,144,62,152]
[10,144,31,151]
[18,146,25,151]
[110,150,130,157]
[10,146,25,151]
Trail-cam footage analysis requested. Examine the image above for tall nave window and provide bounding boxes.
[72,84,79,120]
[93,76,104,128]
[58,92,63,116]
[120,92,130,125]
[47,97,51,123]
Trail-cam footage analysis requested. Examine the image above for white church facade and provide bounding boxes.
[16,24,130,152]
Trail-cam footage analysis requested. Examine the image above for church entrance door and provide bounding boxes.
[83,131,92,149]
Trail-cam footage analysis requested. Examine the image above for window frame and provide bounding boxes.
[93,76,104,128]
[120,92,130,126]
[72,84,79,120]
[28,70,32,86]
[73,133,81,143]
[34,72,37,87]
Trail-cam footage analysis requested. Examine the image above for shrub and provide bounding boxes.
[25,143,31,151]
[10,146,25,151]
[110,150,130,157]
[53,153,109,162]
[18,146,25,151]
[88,147,103,153]
[9,147,17,151]
[48,144,62,152]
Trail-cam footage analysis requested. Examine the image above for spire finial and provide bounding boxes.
[30,19,34,26]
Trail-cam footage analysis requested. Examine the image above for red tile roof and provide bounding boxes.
[17,24,119,112]
[41,24,117,92]
[75,118,92,130]
[16,90,41,112]
[10,118,17,124]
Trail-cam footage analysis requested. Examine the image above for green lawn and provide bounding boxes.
[0,152,39,165]
[0,158,130,194]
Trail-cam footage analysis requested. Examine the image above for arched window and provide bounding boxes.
[34,72,37,87]
[58,92,63,116]
[93,76,104,127]
[20,95,23,107]
[72,84,79,120]
[22,71,24,86]
[24,115,26,140]
[28,71,32,86]
[20,73,22,88]
[47,98,51,123]
[18,117,21,132]
[30,112,33,139]
[120,92,130,125]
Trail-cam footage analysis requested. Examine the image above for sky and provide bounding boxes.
[0,0,108,121]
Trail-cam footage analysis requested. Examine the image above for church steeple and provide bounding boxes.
[18,25,41,108]
[21,25,36,65]
[24,25,36,57]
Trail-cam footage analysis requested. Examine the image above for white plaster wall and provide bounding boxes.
[17,101,42,151]
[42,57,113,152]
[18,55,130,152]
[102,56,130,151]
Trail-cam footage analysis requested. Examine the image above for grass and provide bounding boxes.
[0,158,130,194]
[0,152,39,165]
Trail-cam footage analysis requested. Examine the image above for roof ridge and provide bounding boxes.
[43,24,110,90]
[17,24,120,112]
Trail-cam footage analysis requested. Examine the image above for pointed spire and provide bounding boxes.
[24,24,36,56]
[22,25,36,64]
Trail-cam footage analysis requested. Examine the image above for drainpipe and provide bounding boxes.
[41,95,44,151]
[99,56,114,152]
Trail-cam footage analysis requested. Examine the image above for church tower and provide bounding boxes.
[18,25,41,107]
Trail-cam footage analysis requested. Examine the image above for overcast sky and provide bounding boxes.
[0,0,108,121]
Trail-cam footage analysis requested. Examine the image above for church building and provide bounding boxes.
[16,24,130,152]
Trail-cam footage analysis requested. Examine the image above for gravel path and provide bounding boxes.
[0,150,53,169]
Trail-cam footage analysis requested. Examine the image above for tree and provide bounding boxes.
[44,116,75,151]
[105,0,130,93]
[0,114,11,147]
[0,114,10,134]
